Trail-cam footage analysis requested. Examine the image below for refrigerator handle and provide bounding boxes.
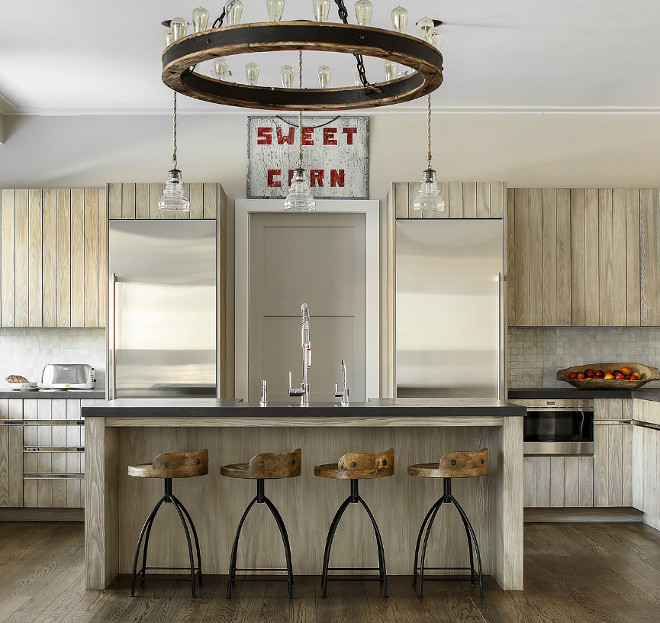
[108,273,118,400]
[496,272,504,401]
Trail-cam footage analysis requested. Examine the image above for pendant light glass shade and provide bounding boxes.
[428,28,443,49]
[267,0,285,21]
[213,58,228,79]
[171,18,188,41]
[192,7,209,32]
[416,17,434,39]
[245,62,259,85]
[281,65,294,88]
[412,168,445,212]
[284,168,316,211]
[384,60,398,81]
[355,0,373,26]
[163,28,174,48]
[158,169,191,213]
[317,65,331,88]
[391,6,408,32]
[225,0,243,25]
[313,0,331,22]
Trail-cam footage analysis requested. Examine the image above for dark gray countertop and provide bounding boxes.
[0,389,106,400]
[509,387,660,402]
[81,397,525,418]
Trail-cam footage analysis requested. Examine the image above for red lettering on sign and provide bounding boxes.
[302,127,314,145]
[267,169,282,187]
[276,127,295,144]
[323,127,338,145]
[257,127,272,144]
[310,170,324,187]
[343,127,357,145]
[330,170,345,187]
[288,170,295,186]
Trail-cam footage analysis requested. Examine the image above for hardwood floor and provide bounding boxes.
[0,522,658,622]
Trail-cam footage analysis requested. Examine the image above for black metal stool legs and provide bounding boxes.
[413,478,484,598]
[130,478,203,598]
[227,479,294,599]
[321,479,388,598]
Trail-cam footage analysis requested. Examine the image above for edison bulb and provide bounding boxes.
[417,16,434,39]
[171,18,188,41]
[267,0,285,21]
[225,0,243,25]
[213,58,228,79]
[245,62,259,85]
[355,0,373,26]
[384,60,397,81]
[192,7,209,32]
[317,65,331,88]
[281,65,294,88]
[391,6,408,32]
[163,27,174,47]
[313,0,331,22]
[428,28,443,49]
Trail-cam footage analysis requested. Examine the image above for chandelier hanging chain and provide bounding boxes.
[212,6,226,29]
[298,50,303,167]
[333,0,380,93]
[426,94,432,166]
[172,91,178,169]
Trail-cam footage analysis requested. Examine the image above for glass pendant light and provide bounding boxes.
[284,51,316,212]
[355,0,373,26]
[428,28,443,49]
[245,62,259,85]
[412,95,445,213]
[213,58,228,80]
[158,92,190,214]
[281,65,294,88]
[317,65,331,88]
[171,17,188,41]
[192,7,209,33]
[225,0,243,25]
[267,0,285,21]
[391,6,408,32]
[313,0,331,22]
[416,16,434,40]
[163,27,174,48]
[384,60,397,81]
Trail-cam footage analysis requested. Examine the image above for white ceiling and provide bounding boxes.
[2,0,660,115]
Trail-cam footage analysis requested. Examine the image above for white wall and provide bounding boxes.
[2,112,660,198]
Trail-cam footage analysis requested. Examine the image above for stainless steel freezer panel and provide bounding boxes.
[396,219,505,399]
[108,220,217,399]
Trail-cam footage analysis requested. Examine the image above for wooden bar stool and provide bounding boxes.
[128,449,208,598]
[221,448,301,599]
[314,448,394,598]
[409,448,488,598]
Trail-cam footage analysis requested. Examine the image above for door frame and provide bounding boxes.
[235,199,380,402]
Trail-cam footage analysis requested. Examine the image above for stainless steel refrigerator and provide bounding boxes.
[107,220,217,399]
[396,219,505,399]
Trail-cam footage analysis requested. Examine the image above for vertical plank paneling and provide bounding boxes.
[23,400,38,507]
[42,189,57,327]
[598,189,614,326]
[28,189,43,327]
[394,183,408,219]
[523,457,536,507]
[622,423,633,507]
[407,182,422,219]
[541,189,557,326]
[556,188,571,325]
[564,456,579,507]
[537,457,551,507]
[462,182,477,218]
[514,189,529,325]
[51,400,68,508]
[98,187,107,328]
[640,189,660,325]
[570,189,586,326]
[550,456,565,507]
[36,400,53,508]
[190,183,204,220]
[578,456,594,507]
[607,423,623,507]
[612,189,627,326]
[0,400,8,506]
[14,189,29,326]
[437,182,449,219]
[594,422,609,507]
[8,400,23,507]
[70,189,85,327]
[177,183,191,219]
[135,183,149,219]
[1,189,15,327]
[528,189,543,325]
[476,182,490,218]
[584,189,600,325]
[506,188,516,326]
[121,183,136,219]
[56,190,71,327]
[448,182,463,218]
[149,183,162,219]
[490,182,504,219]
[66,400,82,508]
[107,183,122,219]
[626,189,641,326]
[84,189,99,327]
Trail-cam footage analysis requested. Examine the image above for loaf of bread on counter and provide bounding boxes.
[5,375,28,383]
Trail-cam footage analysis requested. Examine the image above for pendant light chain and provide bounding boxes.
[298,50,303,167]
[426,94,432,167]
[172,91,178,169]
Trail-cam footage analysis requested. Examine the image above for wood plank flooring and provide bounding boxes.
[0,522,658,622]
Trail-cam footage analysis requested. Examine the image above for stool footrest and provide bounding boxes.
[234,568,289,573]
[328,567,381,571]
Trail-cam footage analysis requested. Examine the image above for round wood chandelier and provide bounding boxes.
[161,14,444,111]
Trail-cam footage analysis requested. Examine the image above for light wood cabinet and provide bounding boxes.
[0,400,23,507]
[508,187,660,327]
[1,188,106,328]
[524,455,594,508]
[632,424,660,530]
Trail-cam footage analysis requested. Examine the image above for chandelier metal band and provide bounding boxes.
[162,22,443,111]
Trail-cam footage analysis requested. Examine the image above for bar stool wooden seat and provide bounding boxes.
[408,448,488,598]
[129,449,208,598]
[221,448,301,599]
[314,448,394,598]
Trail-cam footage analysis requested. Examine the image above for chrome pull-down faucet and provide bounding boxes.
[288,303,311,405]
[334,358,350,406]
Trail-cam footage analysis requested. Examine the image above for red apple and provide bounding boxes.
[595,370,605,378]
[614,373,625,380]
[612,370,621,377]
[577,373,586,380]
[568,372,578,379]
[585,369,595,378]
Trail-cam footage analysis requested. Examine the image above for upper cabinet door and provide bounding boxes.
[508,187,660,327]
[0,188,106,328]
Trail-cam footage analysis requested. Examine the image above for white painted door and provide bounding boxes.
[248,212,366,402]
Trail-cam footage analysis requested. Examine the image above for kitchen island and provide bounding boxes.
[83,399,524,592]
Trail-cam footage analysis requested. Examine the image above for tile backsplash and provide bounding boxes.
[508,326,660,388]
[0,328,105,388]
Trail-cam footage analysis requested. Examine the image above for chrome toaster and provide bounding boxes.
[40,364,95,390]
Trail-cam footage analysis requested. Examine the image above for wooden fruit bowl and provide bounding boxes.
[557,363,660,389]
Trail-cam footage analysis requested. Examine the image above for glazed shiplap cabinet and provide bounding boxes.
[508,187,660,327]
[1,188,106,328]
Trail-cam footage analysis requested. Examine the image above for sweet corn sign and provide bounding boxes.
[247,116,369,199]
